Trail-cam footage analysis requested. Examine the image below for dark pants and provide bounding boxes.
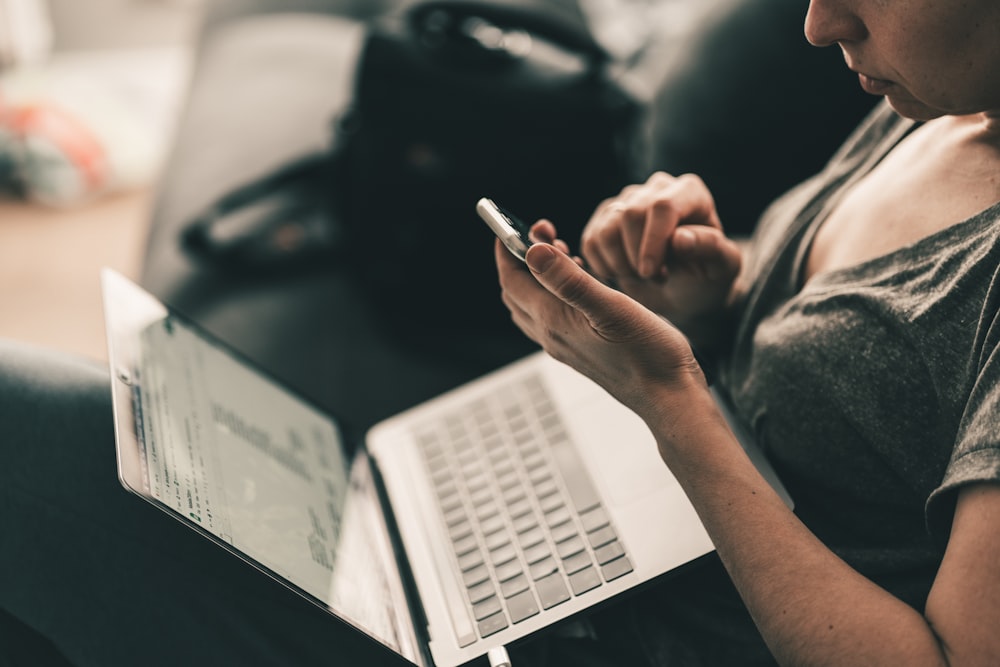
[0,340,413,666]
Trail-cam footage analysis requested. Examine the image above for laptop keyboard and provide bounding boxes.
[414,373,633,642]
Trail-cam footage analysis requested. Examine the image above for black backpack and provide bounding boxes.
[338,0,643,330]
[184,0,644,335]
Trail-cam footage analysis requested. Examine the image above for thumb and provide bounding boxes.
[525,243,627,330]
[671,225,742,281]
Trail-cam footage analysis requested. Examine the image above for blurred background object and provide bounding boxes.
[0,0,197,205]
[0,0,200,362]
[0,0,53,68]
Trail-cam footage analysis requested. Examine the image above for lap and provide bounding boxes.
[0,340,774,667]
[0,340,404,667]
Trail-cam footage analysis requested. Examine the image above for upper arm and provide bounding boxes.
[925,483,1000,665]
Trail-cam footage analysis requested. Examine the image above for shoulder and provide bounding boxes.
[926,257,1000,541]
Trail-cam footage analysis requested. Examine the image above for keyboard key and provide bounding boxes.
[480,514,505,535]
[523,542,551,565]
[562,550,593,575]
[444,506,467,527]
[495,559,523,583]
[579,507,610,533]
[527,467,551,485]
[587,525,617,549]
[550,522,578,544]
[538,493,564,513]
[458,549,484,571]
[506,590,540,623]
[497,471,520,490]
[600,556,633,582]
[424,451,448,472]
[594,541,625,565]
[535,572,571,609]
[449,520,472,541]
[440,493,463,513]
[482,433,504,451]
[544,506,571,528]
[490,543,517,566]
[568,566,602,596]
[523,451,546,470]
[502,484,526,504]
[431,468,453,486]
[484,529,511,551]
[512,512,538,534]
[463,564,489,587]
[539,412,562,434]
[556,535,585,560]
[517,525,545,549]
[476,502,500,521]
[529,556,558,580]
[513,429,534,446]
[473,595,503,621]
[507,497,533,519]
[478,611,508,638]
[534,477,559,499]
[549,434,601,513]
[453,533,478,556]
[469,488,493,508]
[491,454,513,473]
[501,573,530,598]
[468,579,495,604]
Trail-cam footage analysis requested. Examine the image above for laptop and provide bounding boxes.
[102,268,790,667]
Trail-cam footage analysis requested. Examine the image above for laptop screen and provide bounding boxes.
[102,270,420,663]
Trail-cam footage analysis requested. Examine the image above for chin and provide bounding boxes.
[885,96,947,122]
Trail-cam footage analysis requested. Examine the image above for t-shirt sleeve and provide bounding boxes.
[926,303,1000,543]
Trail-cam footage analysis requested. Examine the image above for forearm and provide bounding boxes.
[647,384,950,666]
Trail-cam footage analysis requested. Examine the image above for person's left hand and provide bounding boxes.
[495,228,707,422]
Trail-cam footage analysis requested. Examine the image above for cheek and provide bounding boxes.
[896,9,1000,112]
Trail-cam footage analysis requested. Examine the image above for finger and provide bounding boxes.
[495,237,533,286]
[528,220,557,244]
[582,208,638,280]
[669,226,742,281]
[500,286,536,336]
[495,236,521,272]
[618,204,647,273]
[527,220,573,256]
[496,237,550,307]
[637,174,720,279]
[524,243,624,331]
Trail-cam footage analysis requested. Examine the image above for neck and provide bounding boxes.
[983,110,1000,138]
[946,111,1000,147]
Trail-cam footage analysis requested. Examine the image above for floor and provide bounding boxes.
[0,189,151,362]
[0,0,198,363]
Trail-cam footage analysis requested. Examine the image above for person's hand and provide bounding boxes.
[580,172,743,336]
[495,235,707,424]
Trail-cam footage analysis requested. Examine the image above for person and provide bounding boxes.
[1,1,997,667]
[494,0,1000,664]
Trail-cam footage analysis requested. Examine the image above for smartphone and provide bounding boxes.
[476,197,533,261]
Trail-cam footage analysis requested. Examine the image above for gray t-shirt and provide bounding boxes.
[722,101,1000,609]
[587,103,999,667]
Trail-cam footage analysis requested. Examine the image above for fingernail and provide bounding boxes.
[674,227,695,249]
[526,244,557,273]
[640,258,655,277]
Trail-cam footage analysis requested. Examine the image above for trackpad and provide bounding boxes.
[568,397,679,508]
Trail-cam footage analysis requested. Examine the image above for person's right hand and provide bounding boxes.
[580,172,743,336]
